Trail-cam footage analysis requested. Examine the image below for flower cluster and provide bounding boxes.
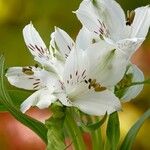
[6,0,150,116]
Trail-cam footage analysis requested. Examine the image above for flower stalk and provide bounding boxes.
[65,108,86,150]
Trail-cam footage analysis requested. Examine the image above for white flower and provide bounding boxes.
[6,23,130,116]
[6,23,73,113]
[55,42,128,115]
[75,0,150,58]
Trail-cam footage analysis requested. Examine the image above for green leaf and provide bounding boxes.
[0,100,7,111]
[120,109,150,150]
[0,55,47,143]
[105,112,120,150]
[64,108,86,150]
[45,104,66,150]
[85,112,107,131]
[0,90,31,111]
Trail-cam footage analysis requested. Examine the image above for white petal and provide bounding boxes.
[23,23,65,75]
[50,27,74,59]
[76,27,100,50]
[86,42,128,87]
[75,0,103,35]
[130,5,150,38]
[20,88,56,113]
[117,38,144,58]
[99,0,126,41]
[72,89,121,116]
[23,23,51,65]
[121,64,144,102]
[63,47,89,93]
[6,66,57,90]
[35,56,64,78]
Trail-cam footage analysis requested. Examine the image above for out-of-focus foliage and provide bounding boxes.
[0,0,149,150]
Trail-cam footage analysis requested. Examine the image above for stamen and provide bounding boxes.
[87,78,106,92]
[95,86,106,92]
[88,78,92,82]
[126,10,135,26]
[88,85,91,89]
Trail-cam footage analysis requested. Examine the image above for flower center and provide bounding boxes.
[85,78,106,92]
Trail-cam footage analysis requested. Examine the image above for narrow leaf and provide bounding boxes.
[0,90,31,111]
[120,109,150,150]
[105,112,120,150]
[0,55,47,143]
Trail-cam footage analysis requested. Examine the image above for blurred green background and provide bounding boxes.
[0,0,149,149]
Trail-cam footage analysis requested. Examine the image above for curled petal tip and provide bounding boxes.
[72,10,77,14]
[54,26,60,31]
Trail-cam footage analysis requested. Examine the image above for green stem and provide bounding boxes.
[90,116,103,150]
[95,117,103,149]
[65,108,86,150]
[104,140,110,150]
[91,131,98,150]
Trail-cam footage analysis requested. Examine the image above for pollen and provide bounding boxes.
[126,10,135,26]
[22,67,34,75]
[88,79,106,92]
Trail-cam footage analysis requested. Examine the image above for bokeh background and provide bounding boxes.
[0,0,149,149]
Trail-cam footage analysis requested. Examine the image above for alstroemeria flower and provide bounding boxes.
[6,23,74,113]
[6,23,129,115]
[75,0,150,58]
[54,42,128,115]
